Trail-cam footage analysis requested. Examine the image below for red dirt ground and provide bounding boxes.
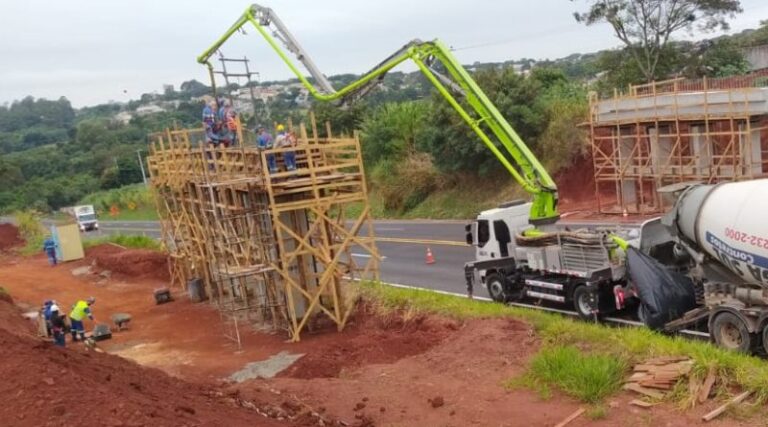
[0,297,325,427]
[0,223,24,251]
[0,245,762,426]
[89,244,171,282]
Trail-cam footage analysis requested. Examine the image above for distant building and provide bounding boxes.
[163,84,175,94]
[113,111,133,125]
[136,104,167,116]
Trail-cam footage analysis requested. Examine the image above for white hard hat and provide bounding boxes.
[50,303,59,312]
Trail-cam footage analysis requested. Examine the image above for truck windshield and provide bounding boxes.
[79,214,96,222]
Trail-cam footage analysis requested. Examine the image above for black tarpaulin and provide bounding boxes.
[626,247,697,330]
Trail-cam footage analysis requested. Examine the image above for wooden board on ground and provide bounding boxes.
[702,391,752,422]
[698,367,717,404]
[554,408,585,427]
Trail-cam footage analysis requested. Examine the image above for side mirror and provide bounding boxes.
[465,223,474,246]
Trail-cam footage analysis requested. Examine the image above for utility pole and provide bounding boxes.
[136,149,148,186]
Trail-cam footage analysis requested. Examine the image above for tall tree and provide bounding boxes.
[574,0,742,81]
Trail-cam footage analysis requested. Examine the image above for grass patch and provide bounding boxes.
[361,282,768,403]
[513,346,625,403]
[83,234,162,251]
[586,404,609,420]
[14,210,48,256]
[78,183,157,221]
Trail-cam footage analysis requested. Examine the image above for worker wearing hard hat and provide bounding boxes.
[68,297,96,342]
[274,125,297,171]
[49,302,66,347]
[256,125,277,173]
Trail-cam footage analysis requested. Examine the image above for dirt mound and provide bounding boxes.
[0,223,24,251]
[0,299,34,337]
[89,244,170,282]
[280,306,458,379]
[555,154,598,212]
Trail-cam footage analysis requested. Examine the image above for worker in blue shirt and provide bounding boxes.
[202,100,218,147]
[256,125,277,173]
[42,236,57,266]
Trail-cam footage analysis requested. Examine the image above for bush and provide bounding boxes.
[79,184,154,214]
[371,153,439,213]
[14,210,47,255]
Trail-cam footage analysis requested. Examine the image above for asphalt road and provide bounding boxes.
[86,218,643,298]
[91,219,476,295]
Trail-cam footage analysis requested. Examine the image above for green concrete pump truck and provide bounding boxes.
[200,4,661,321]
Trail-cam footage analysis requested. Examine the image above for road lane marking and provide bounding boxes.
[375,237,466,247]
[351,253,387,260]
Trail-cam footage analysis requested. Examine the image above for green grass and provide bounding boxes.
[361,282,768,403]
[83,234,162,251]
[512,346,625,403]
[78,183,157,221]
[14,210,48,256]
[100,206,158,221]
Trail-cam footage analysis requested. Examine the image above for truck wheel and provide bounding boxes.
[761,325,768,355]
[486,274,507,303]
[573,286,596,321]
[712,312,753,352]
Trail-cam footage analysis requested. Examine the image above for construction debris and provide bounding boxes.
[553,408,585,427]
[698,366,717,404]
[629,399,655,408]
[702,391,752,422]
[624,357,693,399]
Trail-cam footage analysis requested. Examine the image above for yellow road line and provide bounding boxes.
[374,237,467,247]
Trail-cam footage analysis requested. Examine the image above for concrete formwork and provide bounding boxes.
[589,72,768,214]
[146,119,380,344]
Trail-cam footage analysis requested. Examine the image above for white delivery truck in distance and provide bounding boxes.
[73,205,99,232]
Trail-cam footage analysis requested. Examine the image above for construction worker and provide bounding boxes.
[223,101,239,147]
[275,127,297,171]
[256,125,277,173]
[42,235,57,266]
[202,99,218,146]
[68,297,96,342]
[49,302,66,347]
[42,299,56,335]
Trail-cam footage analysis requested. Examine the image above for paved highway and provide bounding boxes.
[87,218,643,298]
[92,219,475,295]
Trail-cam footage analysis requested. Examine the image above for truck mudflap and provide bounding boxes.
[626,247,697,330]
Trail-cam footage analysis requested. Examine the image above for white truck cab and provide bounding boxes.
[464,200,643,319]
[74,205,99,232]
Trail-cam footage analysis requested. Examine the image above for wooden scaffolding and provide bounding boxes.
[588,72,768,214]
[146,121,380,344]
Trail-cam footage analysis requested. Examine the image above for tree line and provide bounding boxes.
[0,1,765,215]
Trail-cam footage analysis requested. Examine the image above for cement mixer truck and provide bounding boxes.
[632,179,768,353]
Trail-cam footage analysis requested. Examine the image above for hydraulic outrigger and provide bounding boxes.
[197,4,559,224]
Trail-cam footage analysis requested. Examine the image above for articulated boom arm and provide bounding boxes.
[198,4,559,223]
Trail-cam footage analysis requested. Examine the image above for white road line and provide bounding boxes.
[351,253,387,260]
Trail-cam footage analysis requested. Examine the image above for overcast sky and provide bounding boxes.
[1,0,767,107]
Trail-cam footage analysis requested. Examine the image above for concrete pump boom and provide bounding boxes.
[198,4,559,224]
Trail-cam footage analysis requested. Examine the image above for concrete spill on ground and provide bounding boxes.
[229,351,305,382]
